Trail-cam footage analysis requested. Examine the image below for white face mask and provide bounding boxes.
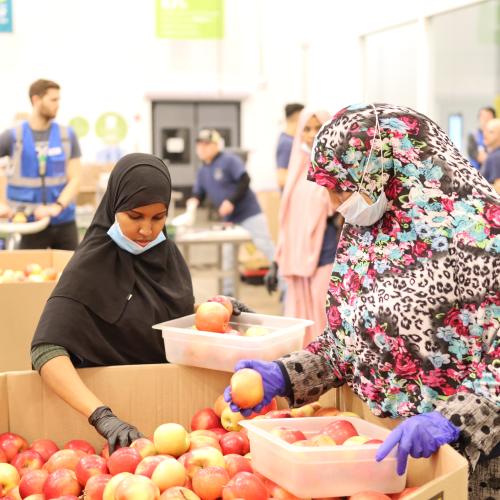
[337,104,388,226]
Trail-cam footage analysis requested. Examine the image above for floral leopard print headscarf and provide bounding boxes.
[307,103,500,418]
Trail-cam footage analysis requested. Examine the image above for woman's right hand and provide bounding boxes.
[224,360,287,416]
[89,406,143,452]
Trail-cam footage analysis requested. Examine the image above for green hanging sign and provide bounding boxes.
[95,112,128,145]
[156,0,224,39]
[69,116,90,138]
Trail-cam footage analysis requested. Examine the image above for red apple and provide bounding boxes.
[269,426,307,444]
[290,402,322,418]
[24,264,42,277]
[43,469,81,500]
[107,448,142,476]
[150,458,186,492]
[365,439,384,445]
[208,428,227,438]
[223,455,252,478]
[114,474,160,500]
[195,302,230,333]
[29,440,59,463]
[207,295,233,316]
[181,447,225,479]
[75,454,108,487]
[64,440,95,456]
[261,477,303,500]
[321,420,358,445]
[246,399,278,419]
[2,484,22,500]
[230,369,264,409]
[219,432,249,456]
[10,451,44,477]
[213,396,228,417]
[0,449,7,463]
[130,438,156,459]
[135,456,171,478]
[153,424,190,458]
[390,487,420,499]
[222,471,267,500]
[190,408,221,431]
[188,435,221,453]
[43,450,85,473]
[0,434,29,463]
[40,268,58,281]
[0,463,21,496]
[192,466,229,500]
[160,486,200,499]
[18,469,48,498]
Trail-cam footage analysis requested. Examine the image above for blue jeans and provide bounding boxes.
[223,212,275,296]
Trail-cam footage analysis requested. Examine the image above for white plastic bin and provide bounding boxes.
[153,312,311,372]
[240,416,406,498]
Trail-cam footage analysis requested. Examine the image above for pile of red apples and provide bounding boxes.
[0,392,419,500]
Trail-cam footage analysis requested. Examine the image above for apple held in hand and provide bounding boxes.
[0,463,21,496]
[190,408,221,432]
[195,302,230,333]
[229,369,264,410]
[207,296,233,316]
[153,423,190,458]
[29,439,59,462]
[321,419,358,445]
[222,471,268,500]
[0,434,29,462]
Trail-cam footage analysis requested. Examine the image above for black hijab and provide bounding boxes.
[32,154,194,366]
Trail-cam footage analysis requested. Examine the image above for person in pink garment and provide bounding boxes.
[274,109,341,345]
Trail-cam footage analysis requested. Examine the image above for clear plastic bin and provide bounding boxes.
[240,416,406,498]
[153,312,312,372]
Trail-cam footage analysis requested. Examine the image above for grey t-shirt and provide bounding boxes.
[0,124,81,161]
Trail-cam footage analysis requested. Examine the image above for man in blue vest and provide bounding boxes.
[0,79,82,249]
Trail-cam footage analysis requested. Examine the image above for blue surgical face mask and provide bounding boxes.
[107,219,166,255]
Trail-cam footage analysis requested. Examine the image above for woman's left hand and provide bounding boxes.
[375,412,460,475]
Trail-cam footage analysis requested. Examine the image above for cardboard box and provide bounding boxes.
[0,365,467,499]
[76,163,114,206]
[0,250,73,371]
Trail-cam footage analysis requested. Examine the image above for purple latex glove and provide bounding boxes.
[224,360,286,417]
[376,412,460,475]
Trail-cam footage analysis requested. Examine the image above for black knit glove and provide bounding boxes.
[228,297,255,315]
[263,261,279,295]
[88,406,143,453]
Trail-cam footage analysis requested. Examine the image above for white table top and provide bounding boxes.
[175,225,251,244]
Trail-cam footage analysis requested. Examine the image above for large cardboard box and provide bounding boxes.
[0,365,467,499]
[76,163,114,206]
[0,250,73,371]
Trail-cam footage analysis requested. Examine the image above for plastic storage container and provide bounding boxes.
[240,416,406,498]
[153,312,311,372]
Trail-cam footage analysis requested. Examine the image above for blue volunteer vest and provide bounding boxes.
[7,121,75,224]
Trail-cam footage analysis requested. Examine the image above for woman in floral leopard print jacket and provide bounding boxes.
[230,103,499,499]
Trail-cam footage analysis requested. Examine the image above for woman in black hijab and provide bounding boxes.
[31,154,197,450]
